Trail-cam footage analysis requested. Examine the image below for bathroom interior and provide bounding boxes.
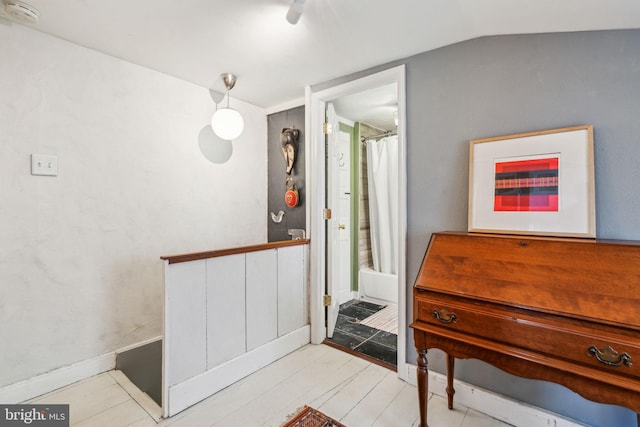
[322,83,400,369]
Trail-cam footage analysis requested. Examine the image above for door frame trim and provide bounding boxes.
[305,65,408,382]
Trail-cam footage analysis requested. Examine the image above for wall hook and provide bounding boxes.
[270,210,285,223]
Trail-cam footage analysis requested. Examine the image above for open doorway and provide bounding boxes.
[323,89,399,369]
[306,65,408,381]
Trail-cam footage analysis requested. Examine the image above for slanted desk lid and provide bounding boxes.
[415,232,640,329]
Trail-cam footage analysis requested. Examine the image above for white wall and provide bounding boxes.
[0,22,267,387]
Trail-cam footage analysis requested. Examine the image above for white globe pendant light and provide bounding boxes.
[211,106,243,140]
[211,73,244,140]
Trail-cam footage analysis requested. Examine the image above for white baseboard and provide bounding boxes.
[0,336,164,404]
[0,353,116,404]
[405,364,586,427]
[166,325,311,417]
[115,335,162,354]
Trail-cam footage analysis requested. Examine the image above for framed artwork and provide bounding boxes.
[469,125,595,238]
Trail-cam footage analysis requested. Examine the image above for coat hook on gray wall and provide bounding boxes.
[270,210,285,223]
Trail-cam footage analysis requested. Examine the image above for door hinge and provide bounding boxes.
[323,208,332,220]
[323,295,332,306]
[323,122,332,134]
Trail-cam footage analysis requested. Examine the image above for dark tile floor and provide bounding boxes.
[325,300,397,367]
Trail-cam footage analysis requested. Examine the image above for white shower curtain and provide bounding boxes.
[366,135,398,275]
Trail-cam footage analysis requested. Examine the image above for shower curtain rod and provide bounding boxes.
[360,131,397,142]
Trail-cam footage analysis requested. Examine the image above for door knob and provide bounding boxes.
[339,224,346,230]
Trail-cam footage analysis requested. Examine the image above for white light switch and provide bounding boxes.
[31,154,58,176]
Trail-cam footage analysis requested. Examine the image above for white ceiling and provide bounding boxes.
[2,0,640,111]
[332,83,398,131]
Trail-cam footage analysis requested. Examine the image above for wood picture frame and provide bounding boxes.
[469,125,595,238]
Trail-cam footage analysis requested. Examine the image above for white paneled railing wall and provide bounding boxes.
[161,240,310,417]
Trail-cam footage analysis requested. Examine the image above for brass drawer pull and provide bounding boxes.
[433,309,457,324]
[587,345,633,367]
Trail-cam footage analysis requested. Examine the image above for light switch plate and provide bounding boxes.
[31,154,58,176]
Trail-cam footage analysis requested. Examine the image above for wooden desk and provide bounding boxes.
[410,232,640,427]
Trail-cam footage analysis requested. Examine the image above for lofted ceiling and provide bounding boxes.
[2,0,640,111]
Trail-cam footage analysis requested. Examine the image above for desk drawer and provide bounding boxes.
[415,291,640,378]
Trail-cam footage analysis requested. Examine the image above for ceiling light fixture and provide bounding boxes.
[3,1,39,24]
[211,73,244,141]
[286,0,306,25]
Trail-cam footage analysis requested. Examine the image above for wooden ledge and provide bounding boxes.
[161,239,310,264]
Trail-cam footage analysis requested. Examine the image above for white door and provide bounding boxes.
[336,128,352,305]
[325,103,341,338]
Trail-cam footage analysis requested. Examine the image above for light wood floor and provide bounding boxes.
[28,344,511,426]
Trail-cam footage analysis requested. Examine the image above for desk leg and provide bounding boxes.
[417,348,429,427]
[446,354,455,410]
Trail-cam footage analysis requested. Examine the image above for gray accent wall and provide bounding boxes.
[268,106,306,242]
[405,30,640,427]
[314,29,640,427]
